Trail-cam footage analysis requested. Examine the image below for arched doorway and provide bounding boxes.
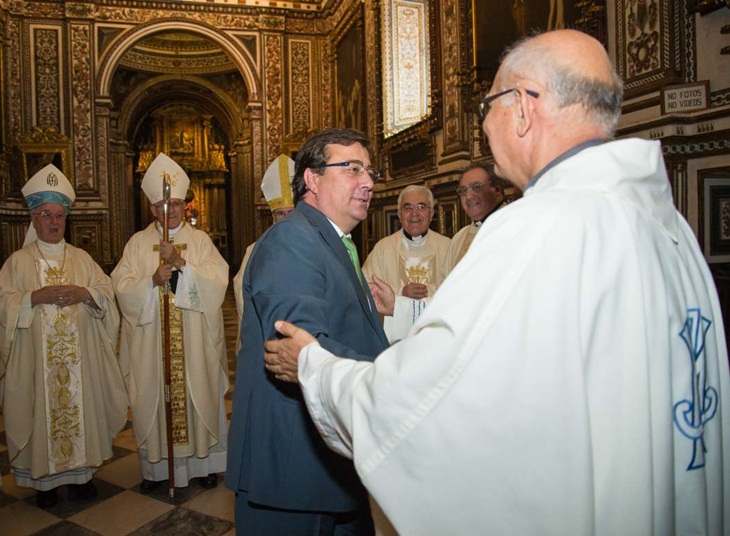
[95,23,263,267]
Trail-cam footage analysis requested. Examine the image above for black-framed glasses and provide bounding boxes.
[31,210,67,221]
[476,88,540,120]
[319,161,381,181]
[456,182,490,197]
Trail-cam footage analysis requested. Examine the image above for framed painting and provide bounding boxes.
[386,207,401,235]
[473,0,584,84]
[334,6,366,132]
[436,199,459,237]
[700,168,730,263]
[16,127,74,190]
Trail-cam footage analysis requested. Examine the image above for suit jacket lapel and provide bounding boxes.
[298,204,388,343]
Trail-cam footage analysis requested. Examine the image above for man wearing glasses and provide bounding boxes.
[227,128,389,535]
[449,163,507,268]
[0,164,127,508]
[263,30,729,534]
[112,152,229,493]
[362,185,451,342]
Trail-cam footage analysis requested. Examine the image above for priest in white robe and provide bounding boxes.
[448,163,505,269]
[263,30,730,535]
[0,165,127,508]
[112,153,229,491]
[362,185,451,342]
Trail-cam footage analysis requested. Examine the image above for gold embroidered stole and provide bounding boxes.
[157,242,189,446]
[37,253,86,473]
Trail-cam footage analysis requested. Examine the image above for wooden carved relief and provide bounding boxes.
[70,23,94,192]
[7,20,22,148]
[616,0,684,96]
[441,0,466,155]
[70,219,103,265]
[264,34,284,159]
[32,26,62,131]
[288,39,314,137]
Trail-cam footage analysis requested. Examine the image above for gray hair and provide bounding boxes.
[398,184,434,209]
[499,33,624,135]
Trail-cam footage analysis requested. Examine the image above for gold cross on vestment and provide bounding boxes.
[152,243,187,252]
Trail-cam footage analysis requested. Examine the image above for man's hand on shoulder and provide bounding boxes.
[264,320,317,383]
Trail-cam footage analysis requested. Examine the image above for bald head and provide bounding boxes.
[482,30,623,188]
[499,29,623,134]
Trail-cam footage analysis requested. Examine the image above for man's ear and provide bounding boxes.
[303,168,319,195]
[515,89,536,138]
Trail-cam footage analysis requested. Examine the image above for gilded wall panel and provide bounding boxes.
[7,19,22,149]
[382,0,430,137]
[95,109,111,256]
[30,26,62,131]
[95,5,259,31]
[320,39,333,130]
[288,39,313,136]
[264,34,284,159]
[441,0,463,153]
[70,23,94,192]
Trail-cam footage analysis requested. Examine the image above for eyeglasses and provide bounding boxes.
[31,210,67,221]
[476,87,540,120]
[319,161,381,181]
[456,182,491,197]
[400,202,431,213]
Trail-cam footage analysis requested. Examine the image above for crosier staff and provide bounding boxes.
[160,174,175,498]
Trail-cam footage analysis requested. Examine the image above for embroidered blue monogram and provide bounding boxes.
[673,308,719,471]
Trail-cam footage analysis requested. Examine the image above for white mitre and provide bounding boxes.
[21,164,75,246]
[141,152,190,203]
[261,154,295,211]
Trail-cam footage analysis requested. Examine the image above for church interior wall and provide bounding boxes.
[0,0,728,282]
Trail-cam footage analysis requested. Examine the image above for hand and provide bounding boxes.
[263,320,317,383]
[369,275,395,316]
[402,282,428,300]
[152,263,174,287]
[31,284,92,308]
[158,240,185,270]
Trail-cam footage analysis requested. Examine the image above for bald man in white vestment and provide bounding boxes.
[263,30,730,535]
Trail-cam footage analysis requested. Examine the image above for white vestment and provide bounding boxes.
[363,229,451,342]
[112,222,229,485]
[0,240,127,490]
[448,223,479,270]
[297,139,730,535]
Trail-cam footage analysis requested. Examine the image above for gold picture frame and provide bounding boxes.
[16,127,74,186]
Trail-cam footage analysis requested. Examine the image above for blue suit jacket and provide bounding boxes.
[226,202,389,512]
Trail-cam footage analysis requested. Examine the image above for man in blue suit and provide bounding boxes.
[226,128,389,534]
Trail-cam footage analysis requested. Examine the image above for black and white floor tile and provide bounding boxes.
[0,285,241,536]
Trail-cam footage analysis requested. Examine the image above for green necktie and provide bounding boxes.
[341,236,365,286]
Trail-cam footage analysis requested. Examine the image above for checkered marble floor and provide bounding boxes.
[0,284,241,536]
